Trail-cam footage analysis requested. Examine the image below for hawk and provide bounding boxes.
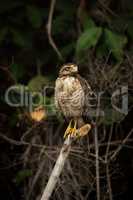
[55,63,94,138]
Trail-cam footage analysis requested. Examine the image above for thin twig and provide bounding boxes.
[46,0,63,60]
[94,91,101,200]
[27,160,46,200]
[110,129,133,161]
[105,126,113,200]
[106,163,113,200]
[21,122,42,142]
[0,132,43,148]
[105,126,113,163]
[67,161,84,200]
[94,125,100,200]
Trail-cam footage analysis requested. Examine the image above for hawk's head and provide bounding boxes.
[59,63,78,76]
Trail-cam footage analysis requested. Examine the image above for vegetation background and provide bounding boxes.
[0,0,133,199]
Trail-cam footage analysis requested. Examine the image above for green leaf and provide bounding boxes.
[14,169,32,185]
[96,42,108,59]
[0,27,8,44]
[77,6,96,30]
[104,29,127,61]
[83,17,96,30]
[26,5,43,28]
[76,27,102,54]
[28,75,50,92]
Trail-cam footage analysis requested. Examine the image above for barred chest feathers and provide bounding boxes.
[55,75,85,118]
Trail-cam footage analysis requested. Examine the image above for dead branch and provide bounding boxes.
[40,124,91,200]
[1,132,133,151]
[46,0,63,60]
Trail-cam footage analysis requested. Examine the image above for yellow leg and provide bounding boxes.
[64,119,73,138]
[64,119,77,139]
[71,119,77,137]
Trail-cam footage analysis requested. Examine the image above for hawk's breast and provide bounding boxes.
[55,76,85,118]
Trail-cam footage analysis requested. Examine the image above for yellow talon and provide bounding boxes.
[64,119,77,139]
[64,119,72,138]
[64,120,92,139]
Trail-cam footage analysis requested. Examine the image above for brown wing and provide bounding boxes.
[76,74,95,122]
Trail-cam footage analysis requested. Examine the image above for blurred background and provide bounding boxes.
[0,0,133,199]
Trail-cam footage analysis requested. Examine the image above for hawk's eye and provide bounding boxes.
[65,67,70,71]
